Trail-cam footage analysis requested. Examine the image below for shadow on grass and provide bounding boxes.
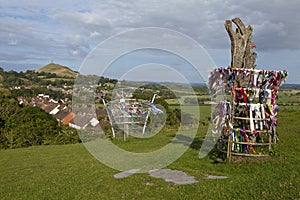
[169,133,222,162]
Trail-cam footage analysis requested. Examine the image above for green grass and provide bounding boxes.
[169,105,211,122]
[43,77,75,82]
[96,103,104,109]
[277,89,300,105]
[166,95,211,105]
[1,87,300,199]
[165,99,180,105]
[0,106,299,199]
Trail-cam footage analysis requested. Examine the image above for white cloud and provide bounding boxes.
[52,11,111,27]
[8,33,17,45]
[89,31,100,38]
[0,0,299,82]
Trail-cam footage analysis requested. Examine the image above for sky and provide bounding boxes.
[0,0,299,83]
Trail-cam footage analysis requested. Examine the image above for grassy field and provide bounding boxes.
[275,89,300,105]
[0,103,299,199]
[165,95,211,105]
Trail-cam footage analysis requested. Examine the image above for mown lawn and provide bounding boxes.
[0,106,299,199]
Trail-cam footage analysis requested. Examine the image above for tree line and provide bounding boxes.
[0,67,74,88]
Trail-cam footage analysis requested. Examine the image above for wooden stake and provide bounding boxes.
[227,135,233,163]
[268,133,272,151]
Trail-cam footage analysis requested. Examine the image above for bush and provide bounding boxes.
[0,102,81,149]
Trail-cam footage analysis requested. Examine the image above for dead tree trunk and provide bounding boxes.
[225,18,257,69]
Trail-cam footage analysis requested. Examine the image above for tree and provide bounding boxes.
[225,17,257,69]
[7,106,61,146]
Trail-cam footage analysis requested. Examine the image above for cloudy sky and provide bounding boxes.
[0,0,299,83]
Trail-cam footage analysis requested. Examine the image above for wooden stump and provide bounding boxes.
[225,18,257,69]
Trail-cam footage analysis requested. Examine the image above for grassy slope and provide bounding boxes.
[36,63,77,78]
[0,106,299,199]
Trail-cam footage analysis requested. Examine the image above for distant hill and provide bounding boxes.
[36,63,77,78]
